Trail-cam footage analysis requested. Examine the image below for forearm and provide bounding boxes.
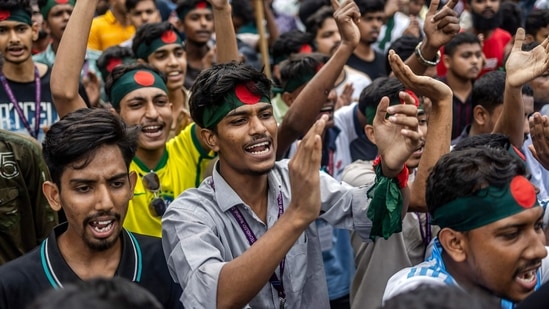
[409,97,452,212]
[493,83,523,147]
[264,6,279,47]
[277,44,354,156]
[213,5,239,63]
[51,0,95,117]
[402,39,439,76]
[217,209,309,308]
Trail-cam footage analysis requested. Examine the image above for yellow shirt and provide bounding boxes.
[87,10,135,51]
[124,123,216,237]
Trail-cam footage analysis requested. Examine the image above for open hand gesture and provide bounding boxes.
[506,28,549,88]
[424,0,460,50]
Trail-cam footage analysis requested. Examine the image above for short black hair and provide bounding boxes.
[0,0,32,15]
[271,30,314,65]
[525,9,549,38]
[28,277,163,309]
[42,108,138,187]
[472,70,506,113]
[96,45,135,82]
[354,0,384,15]
[426,146,526,215]
[132,21,181,59]
[305,6,334,39]
[358,77,405,120]
[189,62,272,129]
[385,36,422,75]
[278,53,329,91]
[104,63,167,112]
[125,0,159,12]
[176,0,211,20]
[444,32,481,56]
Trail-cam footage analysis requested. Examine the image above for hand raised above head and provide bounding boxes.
[506,28,549,88]
[424,0,460,50]
[207,0,229,11]
[331,0,361,48]
[529,112,549,170]
[373,94,424,177]
[388,50,452,103]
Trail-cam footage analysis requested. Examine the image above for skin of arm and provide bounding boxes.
[494,28,549,147]
[529,113,549,170]
[209,0,240,63]
[216,117,327,308]
[276,0,360,158]
[50,0,96,118]
[388,50,453,212]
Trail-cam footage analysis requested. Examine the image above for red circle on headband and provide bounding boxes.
[196,1,207,9]
[0,10,11,21]
[133,71,155,87]
[161,30,177,44]
[510,176,536,209]
[55,0,70,4]
[235,83,261,105]
[106,58,122,73]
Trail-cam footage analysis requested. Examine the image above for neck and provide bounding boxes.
[57,226,122,280]
[218,161,270,223]
[445,72,473,101]
[186,42,209,64]
[111,7,129,26]
[2,60,36,82]
[135,146,166,171]
[168,87,184,105]
[51,39,61,54]
[353,43,374,61]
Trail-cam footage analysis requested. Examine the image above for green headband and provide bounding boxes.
[364,90,420,125]
[135,29,183,60]
[0,8,32,25]
[177,1,212,20]
[431,175,539,231]
[40,0,75,19]
[110,69,168,108]
[203,82,271,128]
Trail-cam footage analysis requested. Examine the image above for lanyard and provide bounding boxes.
[0,67,41,138]
[229,191,286,308]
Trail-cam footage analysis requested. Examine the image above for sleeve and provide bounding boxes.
[382,269,448,305]
[316,169,373,242]
[87,20,102,51]
[161,195,227,308]
[24,141,57,243]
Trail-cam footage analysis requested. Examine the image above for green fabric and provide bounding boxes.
[366,163,403,240]
[110,69,168,108]
[39,0,75,18]
[0,8,31,25]
[377,15,395,51]
[431,175,539,231]
[135,30,182,60]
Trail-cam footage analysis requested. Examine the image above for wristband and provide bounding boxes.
[372,155,409,189]
[414,42,441,67]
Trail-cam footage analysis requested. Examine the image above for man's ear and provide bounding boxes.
[438,228,468,262]
[128,171,137,198]
[473,105,487,126]
[442,54,452,70]
[136,58,146,64]
[364,124,376,145]
[281,92,294,107]
[43,181,62,212]
[31,22,40,41]
[200,127,220,152]
[524,34,535,44]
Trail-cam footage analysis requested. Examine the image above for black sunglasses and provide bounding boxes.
[142,171,167,217]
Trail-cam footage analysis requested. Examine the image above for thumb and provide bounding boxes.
[373,96,390,127]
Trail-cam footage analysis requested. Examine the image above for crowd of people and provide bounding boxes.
[1,0,549,308]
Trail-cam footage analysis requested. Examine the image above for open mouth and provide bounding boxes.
[141,124,164,138]
[515,267,539,291]
[245,141,271,155]
[88,219,116,238]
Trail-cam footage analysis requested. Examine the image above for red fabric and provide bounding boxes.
[372,155,409,188]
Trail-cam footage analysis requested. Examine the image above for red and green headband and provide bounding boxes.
[0,8,32,25]
[177,1,211,20]
[202,82,271,128]
[40,0,75,19]
[431,176,539,231]
[110,69,168,108]
[135,29,183,60]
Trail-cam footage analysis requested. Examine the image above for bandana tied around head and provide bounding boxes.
[110,69,168,109]
[135,30,183,59]
[431,175,539,231]
[0,8,32,25]
[40,0,75,18]
[364,89,420,125]
[177,1,212,20]
[272,62,323,94]
[202,82,271,128]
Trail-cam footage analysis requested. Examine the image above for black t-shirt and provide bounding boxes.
[346,51,388,81]
[0,223,183,309]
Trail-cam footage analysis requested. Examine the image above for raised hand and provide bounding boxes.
[388,49,452,103]
[506,28,549,88]
[423,0,460,50]
[529,112,549,170]
[331,0,361,49]
[336,83,354,110]
[373,94,424,177]
[287,115,326,223]
[207,0,229,10]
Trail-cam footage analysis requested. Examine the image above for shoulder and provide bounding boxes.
[383,263,451,302]
[0,247,45,290]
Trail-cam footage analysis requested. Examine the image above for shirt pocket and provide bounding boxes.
[0,187,20,232]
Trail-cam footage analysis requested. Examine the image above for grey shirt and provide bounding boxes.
[162,159,373,308]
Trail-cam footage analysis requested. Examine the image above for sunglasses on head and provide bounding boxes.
[142,171,167,217]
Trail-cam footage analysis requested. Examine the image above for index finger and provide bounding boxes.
[331,0,340,11]
[444,0,458,10]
